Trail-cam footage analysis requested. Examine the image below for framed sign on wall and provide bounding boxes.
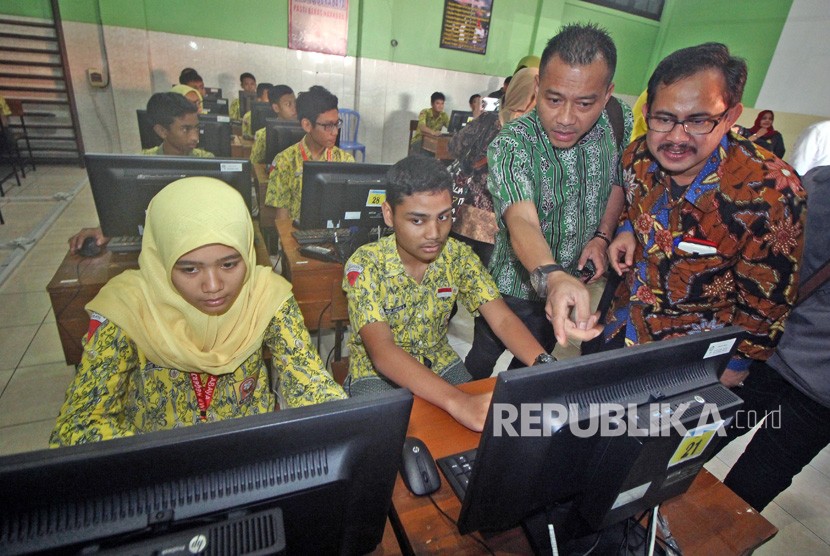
[440,0,493,55]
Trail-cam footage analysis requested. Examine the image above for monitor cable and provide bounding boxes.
[427,495,495,555]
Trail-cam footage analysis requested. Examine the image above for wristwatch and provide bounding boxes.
[529,263,565,298]
[534,352,556,366]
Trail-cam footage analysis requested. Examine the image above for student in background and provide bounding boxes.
[52,178,346,446]
[342,156,552,432]
[179,68,206,99]
[250,85,297,166]
[229,72,256,120]
[410,92,450,154]
[68,93,214,253]
[469,93,482,120]
[171,83,203,113]
[242,82,273,138]
[265,85,354,221]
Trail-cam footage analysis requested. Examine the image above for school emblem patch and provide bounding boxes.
[346,262,364,287]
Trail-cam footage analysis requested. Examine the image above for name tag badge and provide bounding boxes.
[677,237,718,256]
[437,287,455,299]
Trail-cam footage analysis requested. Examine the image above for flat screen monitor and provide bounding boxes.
[202,86,222,101]
[0,390,413,555]
[136,109,162,150]
[265,119,305,164]
[250,101,273,135]
[238,90,257,120]
[451,327,745,545]
[198,113,232,158]
[85,154,252,238]
[202,97,229,116]
[298,161,391,230]
[448,110,473,133]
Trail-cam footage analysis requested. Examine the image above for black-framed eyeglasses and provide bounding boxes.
[645,108,730,135]
[314,118,343,132]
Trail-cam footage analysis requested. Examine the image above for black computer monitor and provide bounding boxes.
[202,97,229,116]
[198,113,232,157]
[450,327,745,545]
[298,161,391,230]
[85,153,252,237]
[136,109,162,150]
[0,390,413,555]
[265,119,305,164]
[238,90,257,120]
[250,101,273,135]
[448,110,473,133]
[202,86,222,101]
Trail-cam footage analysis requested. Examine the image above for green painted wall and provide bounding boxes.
[1,0,792,100]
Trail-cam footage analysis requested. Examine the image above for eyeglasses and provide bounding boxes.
[645,109,730,135]
[314,118,343,132]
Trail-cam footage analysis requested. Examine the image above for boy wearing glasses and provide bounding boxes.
[265,85,354,221]
[604,43,806,388]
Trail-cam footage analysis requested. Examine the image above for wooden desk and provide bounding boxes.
[391,379,777,555]
[231,137,253,159]
[275,218,346,333]
[422,134,454,160]
[48,226,271,366]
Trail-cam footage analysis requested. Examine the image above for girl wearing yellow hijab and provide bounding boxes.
[51,177,345,446]
[171,83,203,113]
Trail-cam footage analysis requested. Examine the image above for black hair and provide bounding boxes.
[256,82,273,98]
[469,93,481,105]
[239,72,255,83]
[179,68,202,85]
[386,155,452,208]
[269,84,294,104]
[430,91,445,104]
[296,85,338,125]
[540,23,617,84]
[647,42,747,109]
[146,92,197,127]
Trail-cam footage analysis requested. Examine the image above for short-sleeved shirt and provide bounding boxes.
[141,145,214,158]
[50,297,346,446]
[0,96,10,117]
[604,133,807,372]
[229,98,241,121]
[487,104,633,300]
[242,110,252,138]
[411,108,450,144]
[250,126,266,165]
[343,235,500,385]
[264,137,354,219]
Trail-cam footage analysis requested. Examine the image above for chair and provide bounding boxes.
[338,108,366,162]
[0,131,22,196]
[5,99,35,176]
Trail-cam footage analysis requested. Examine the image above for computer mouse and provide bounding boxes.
[78,236,103,258]
[400,436,441,496]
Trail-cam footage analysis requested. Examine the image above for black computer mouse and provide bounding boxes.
[400,436,441,496]
[78,236,103,258]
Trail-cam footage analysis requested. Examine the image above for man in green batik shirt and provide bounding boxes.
[466,23,632,379]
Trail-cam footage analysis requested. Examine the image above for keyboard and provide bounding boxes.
[437,448,478,500]
[292,228,351,245]
[107,235,142,253]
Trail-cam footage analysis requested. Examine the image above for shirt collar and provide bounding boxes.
[648,134,729,212]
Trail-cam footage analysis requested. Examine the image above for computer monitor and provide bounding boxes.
[250,101,273,135]
[265,119,305,164]
[85,154,252,238]
[202,97,229,116]
[238,90,257,120]
[198,113,232,157]
[451,327,745,545]
[298,161,391,230]
[202,86,222,101]
[136,109,162,150]
[0,390,413,555]
[448,110,473,133]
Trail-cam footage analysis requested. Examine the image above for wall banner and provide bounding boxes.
[289,0,349,56]
[440,0,493,55]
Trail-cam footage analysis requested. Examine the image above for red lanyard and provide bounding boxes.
[299,141,332,162]
[189,373,218,421]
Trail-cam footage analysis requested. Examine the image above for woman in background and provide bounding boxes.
[740,110,786,158]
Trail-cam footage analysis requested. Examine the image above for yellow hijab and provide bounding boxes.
[500,67,539,126]
[171,84,203,111]
[88,177,291,375]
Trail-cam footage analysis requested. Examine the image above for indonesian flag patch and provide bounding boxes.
[437,286,456,299]
[346,262,364,287]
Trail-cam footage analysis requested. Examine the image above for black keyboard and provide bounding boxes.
[292,228,351,245]
[437,448,478,500]
[108,235,142,253]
